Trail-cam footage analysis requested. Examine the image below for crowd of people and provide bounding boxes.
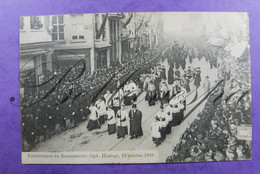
[166,42,252,162]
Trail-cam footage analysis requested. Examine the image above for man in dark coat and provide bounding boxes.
[183,71,191,93]
[129,104,143,139]
[160,66,166,80]
[24,113,36,150]
[194,68,201,88]
[168,66,174,85]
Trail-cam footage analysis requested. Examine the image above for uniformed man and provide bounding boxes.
[165,104,173,134]
[147,81,157,106]
[172,79,181,97]
[112,84,124,115]
[87,102,100,131]
[155,105,168,142]
[124,80,138,105]
[159,81,169,103]
[116,104,128,139]
[104,90,113,106]
[151,116,162,147]
[95,97,107,125]
[107,105,117,135]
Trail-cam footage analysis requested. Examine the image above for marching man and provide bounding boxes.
[164,104,173,134]
[95,97,107,125]
[124,80,138,105]
[172,79,181,97]
[159,81,169,103]
[87,102,100,131]
[151,117,162,147]
[155,105,168,142]
[104,90,113,106]
[107,105,117,135]
[116,104,128,139]
[112,82,124,115]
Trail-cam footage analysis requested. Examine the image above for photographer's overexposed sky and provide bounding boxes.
[161,12,249,40]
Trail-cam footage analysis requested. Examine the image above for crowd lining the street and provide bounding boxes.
[166,41,251,162]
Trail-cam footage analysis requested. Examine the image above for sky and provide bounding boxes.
[161,12,249,40]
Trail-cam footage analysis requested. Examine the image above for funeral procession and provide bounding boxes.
[19,12,252,163]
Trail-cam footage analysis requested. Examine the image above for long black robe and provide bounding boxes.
[194,72,201,88]
[160,68,166,80]
[129,110,143,138]
[168,68,174,85]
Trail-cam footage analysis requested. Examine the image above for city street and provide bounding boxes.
[31,56,219,162]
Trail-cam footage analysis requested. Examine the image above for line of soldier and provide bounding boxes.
[21,46,164,151]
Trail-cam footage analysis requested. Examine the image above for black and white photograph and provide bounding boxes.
[19,12,252,164]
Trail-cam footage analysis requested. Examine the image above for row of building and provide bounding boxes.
[20,12,164,87]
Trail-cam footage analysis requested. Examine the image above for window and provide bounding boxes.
[41,54,47,73]
[71,14,85,40]
[52,16,64,41]
[97,50,107,68]
[20,17,24,30]
[30,16,43,30]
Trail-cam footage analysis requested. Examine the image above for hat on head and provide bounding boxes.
[132,104,137,108]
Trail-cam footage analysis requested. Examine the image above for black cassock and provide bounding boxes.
[168,68,174,85]
[160,68,166,80]
[194,72,201,88]
[129,110,143,138]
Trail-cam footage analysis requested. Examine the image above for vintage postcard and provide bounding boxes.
[19,12,252,164]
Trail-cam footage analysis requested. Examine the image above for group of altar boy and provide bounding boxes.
[86,72,187,147]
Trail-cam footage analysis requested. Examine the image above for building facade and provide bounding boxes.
[19,12,163,91]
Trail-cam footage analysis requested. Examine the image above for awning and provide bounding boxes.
[95,42,111,49]
[224,42,234,51]
[228,41,248,58]
[20,48,47,57]
[20,41,56,56]
[57,54,86,61]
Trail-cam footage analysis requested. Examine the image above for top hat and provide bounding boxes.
[132,103,137,108]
